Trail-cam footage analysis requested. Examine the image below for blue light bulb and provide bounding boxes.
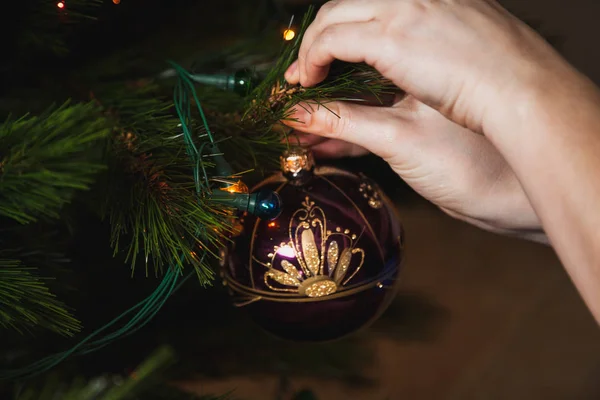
[252,189,282,220]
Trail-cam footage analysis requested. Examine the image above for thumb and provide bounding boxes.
[282,101,406,161]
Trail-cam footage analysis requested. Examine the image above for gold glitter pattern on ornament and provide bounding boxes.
[303,279,337,297]
[254,196,365,297]
[359,180,383,209]
[302,229,321,275]
[266,269,301,286]
[333,248,353,282]
[327,241,339,272]
[281,260,301,279]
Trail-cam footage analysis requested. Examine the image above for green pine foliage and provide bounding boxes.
[0,258,80,336]
[95,82,230,280]
[0,102,109,224]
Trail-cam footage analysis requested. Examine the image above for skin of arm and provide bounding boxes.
[485,64,600,324]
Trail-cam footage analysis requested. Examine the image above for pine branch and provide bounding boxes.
[96,83,230,281]
[0,259,80,336]
[188,6,395,143]
[242,5,396,128]
[96,6,394,282]
[199,107,286,174]
[0,101,109,224]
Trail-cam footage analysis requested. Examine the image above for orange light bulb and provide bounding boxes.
[220,180,249,194]
[283,29,295,41]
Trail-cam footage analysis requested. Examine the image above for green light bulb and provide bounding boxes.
[188,68,260,96]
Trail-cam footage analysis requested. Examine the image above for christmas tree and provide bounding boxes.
[0,0,395,397]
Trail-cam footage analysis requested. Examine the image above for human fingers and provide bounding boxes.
[286,131,328,147]
[293,0,389,84]
[282,100,406,161]
[311,138,369,158]
[300,21,387,87]
[284,0,558,136]
[285,130,368,158]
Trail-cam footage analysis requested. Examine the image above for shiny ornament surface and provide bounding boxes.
[223,149,404,342]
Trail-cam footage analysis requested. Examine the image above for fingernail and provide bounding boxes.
[284,60,299,82]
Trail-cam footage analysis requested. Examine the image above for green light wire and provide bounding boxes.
[0,61,217,381]
[168,60,223,194]
[0,267,191,380]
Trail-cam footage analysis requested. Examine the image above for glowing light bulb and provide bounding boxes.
[283,29,295,41]
[113,0,121,3]
[220,180,249,194]
[57,1,65,8]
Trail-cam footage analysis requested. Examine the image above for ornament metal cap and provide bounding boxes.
[280,147,315,185]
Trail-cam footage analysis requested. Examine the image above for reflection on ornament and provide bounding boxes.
[222,146,404,342]
[359,178,383,209]
[283,29,296,41]
[276,243,295,258]
[229,219,244,238]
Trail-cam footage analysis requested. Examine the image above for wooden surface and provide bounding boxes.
[180,200,600,400]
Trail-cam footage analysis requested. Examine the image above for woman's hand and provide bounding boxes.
[281,0,567,239]
[283,0,600,323]
[286,0,568,135]
[285,95,546,243]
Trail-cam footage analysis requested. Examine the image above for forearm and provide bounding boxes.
[440,207,549,245]
[486,68,600,323]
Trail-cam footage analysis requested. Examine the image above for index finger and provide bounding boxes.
[291,0,385,85]
[301,21,387,87]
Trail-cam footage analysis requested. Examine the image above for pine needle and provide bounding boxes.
[0,259,81,336]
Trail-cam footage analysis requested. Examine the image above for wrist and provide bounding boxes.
[458,162,544,236]
[439,206,548,245]
[483,53,600,146]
